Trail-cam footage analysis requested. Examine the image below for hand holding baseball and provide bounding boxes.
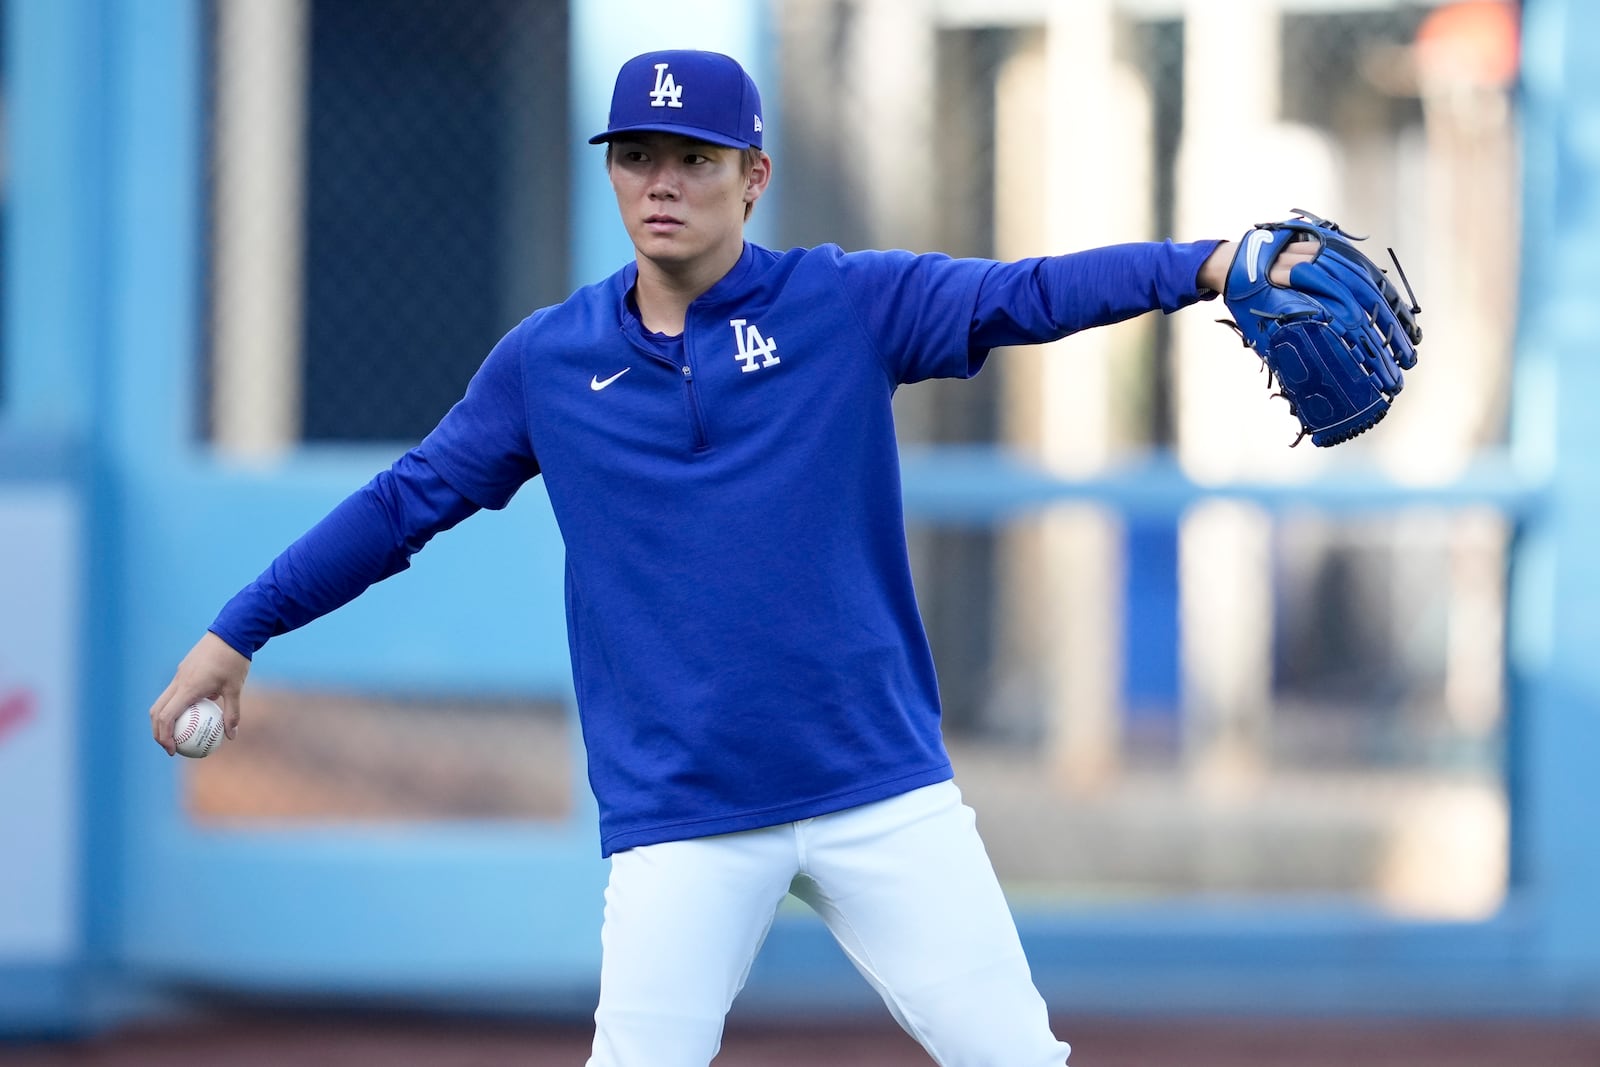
[149,631,251,756]
[173,697,226,758]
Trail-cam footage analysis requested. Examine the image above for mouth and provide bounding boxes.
[643,214,684,233]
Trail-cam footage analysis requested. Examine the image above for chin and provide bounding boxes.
[636,238,703,264]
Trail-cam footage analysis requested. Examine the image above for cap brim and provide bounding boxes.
[588,122,752,149]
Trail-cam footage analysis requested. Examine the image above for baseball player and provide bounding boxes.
[150,49,1318,1066]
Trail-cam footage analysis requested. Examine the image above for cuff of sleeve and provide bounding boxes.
[206,626,256,661]
[209,588,276,659]
[1191,238,1229,300]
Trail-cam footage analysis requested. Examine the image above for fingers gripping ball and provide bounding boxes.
[1221,208,1423,447]
[174,697,226,759]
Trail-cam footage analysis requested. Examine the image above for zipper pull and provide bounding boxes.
[682,365,694,381]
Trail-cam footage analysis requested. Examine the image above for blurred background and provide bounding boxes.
[7,0,1600,1062]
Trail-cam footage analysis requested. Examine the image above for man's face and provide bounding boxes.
[607,132,766,269]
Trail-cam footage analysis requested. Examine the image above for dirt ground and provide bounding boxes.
[5,1010,1600,1067]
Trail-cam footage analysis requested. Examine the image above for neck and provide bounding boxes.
[632,239,744,336]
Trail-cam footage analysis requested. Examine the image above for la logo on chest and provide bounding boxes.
[730,318,779,373]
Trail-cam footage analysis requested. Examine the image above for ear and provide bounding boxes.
[743,152,772,205]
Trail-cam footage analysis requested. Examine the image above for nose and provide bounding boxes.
[646,161,680,201]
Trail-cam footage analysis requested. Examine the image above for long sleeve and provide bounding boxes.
[208,449,481,658]
[969,239,1223,351]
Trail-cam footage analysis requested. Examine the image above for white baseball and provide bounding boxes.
[174,697,226,759]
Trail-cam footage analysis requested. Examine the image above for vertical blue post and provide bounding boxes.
[1,0,113,1035]
[101,0,201,468]
[1513,0,1600,981]
[1122,522,1181,741]
[92,0,200,985]
[4,0,107,433]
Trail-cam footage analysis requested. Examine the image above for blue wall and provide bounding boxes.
[4,0,1599,1037]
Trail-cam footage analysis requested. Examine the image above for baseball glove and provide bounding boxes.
[1220,209,1422,447]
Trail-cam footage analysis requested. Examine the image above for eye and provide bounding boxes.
[683,153,711,165]
[622,149,649,164]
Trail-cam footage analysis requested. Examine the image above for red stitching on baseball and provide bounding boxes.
[175,705,199,746]
[175,701,222,754]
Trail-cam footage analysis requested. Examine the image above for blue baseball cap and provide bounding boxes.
[589,50,764,150]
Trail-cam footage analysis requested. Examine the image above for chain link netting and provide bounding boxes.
[203,0,568,447]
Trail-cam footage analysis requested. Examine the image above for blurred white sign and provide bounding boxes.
[0,486,79,961]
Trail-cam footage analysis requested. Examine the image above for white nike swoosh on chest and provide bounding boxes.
[591,368,631,391]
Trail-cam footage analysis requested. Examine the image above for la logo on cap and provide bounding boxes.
[649,62,684,109]
[589,50,763,150]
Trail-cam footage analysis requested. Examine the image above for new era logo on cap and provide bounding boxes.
[590,50,764,150]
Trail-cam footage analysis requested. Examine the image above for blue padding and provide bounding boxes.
[0,965,89,1037]
[120,824,607,990]
[899,446,1545,524]
[123,454,572,696]
[738,901,1548,1018]
[1122,520,1181,718]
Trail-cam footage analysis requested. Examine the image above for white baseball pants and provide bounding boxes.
[585,780,1071,1066]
